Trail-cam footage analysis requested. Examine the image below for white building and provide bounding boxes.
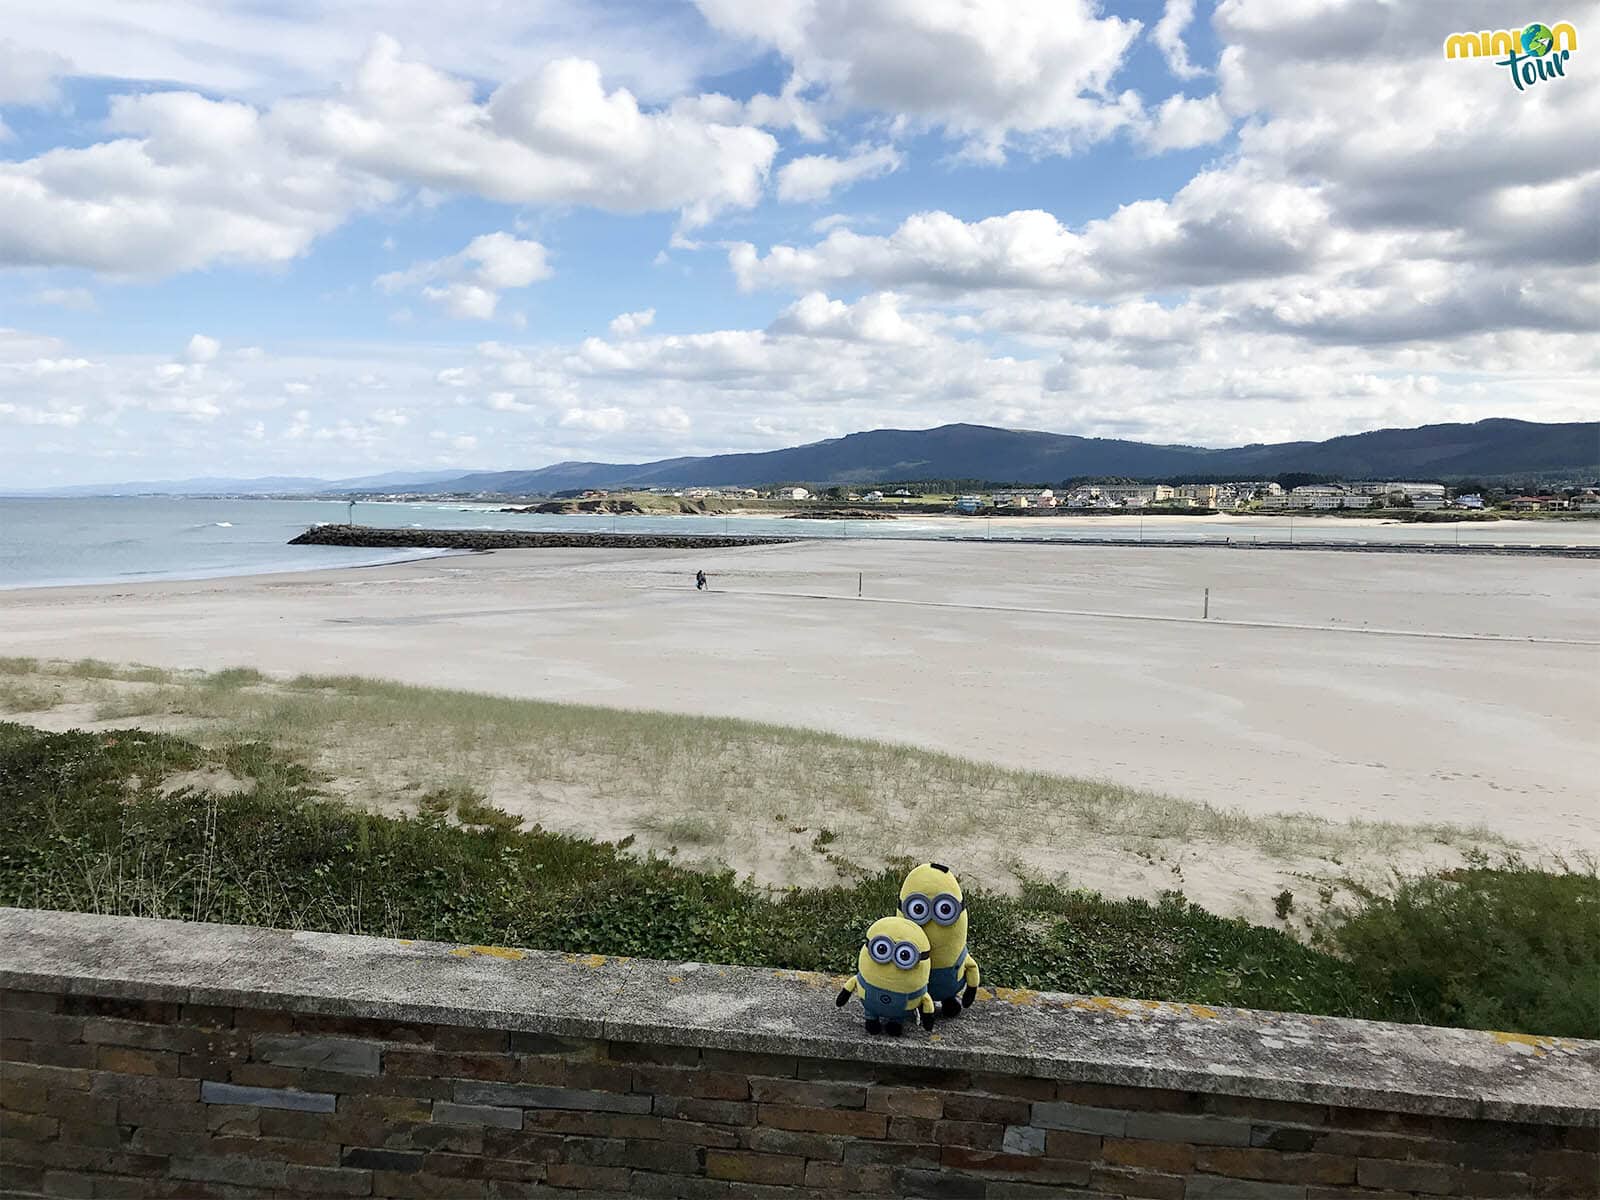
[778,487,810,501]
[1287,485,1374,510]
[1384,482,1447,501]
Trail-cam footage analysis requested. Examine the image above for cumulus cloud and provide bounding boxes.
[378,232,551,320]
[0,90,389,275]
[777,145,902,203]
[280,39,776,227]
[0,38,69,105]
[1140,94,1231,152]
[696,0,1144,157]
[185,334,221,363]
[734,169,1337,298]
[1153,0,1204,79]
[0,38,777,276]
[768,292,930,345]
[608,309,656,337]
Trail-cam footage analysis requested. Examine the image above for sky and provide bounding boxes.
[1,0,1597,487]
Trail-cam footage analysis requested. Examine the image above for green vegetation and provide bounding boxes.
[2,722,1593,1036]
[1318,859,1599,1038]
[0,658,1509,910]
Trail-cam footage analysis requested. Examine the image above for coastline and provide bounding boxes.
[0,545,469,593]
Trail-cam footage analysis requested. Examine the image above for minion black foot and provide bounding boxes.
[962,985,978,1008]
[884,1020,904,1036]
[864,1018,883,1035]
[942,997,964,1018]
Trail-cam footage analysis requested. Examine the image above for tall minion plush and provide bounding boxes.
[835,916,936,1035]
[899,863,980,1017]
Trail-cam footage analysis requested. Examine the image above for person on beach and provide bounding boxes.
[695,570,707,591]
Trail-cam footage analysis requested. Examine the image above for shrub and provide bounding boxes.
[1318,860,1599,1037]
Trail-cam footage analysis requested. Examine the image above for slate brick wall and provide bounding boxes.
[2,988,1595,1198]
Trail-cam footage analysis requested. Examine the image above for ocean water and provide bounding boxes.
[0,496,1590,590]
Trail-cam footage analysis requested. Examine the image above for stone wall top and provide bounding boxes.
[3,907,1595,1127]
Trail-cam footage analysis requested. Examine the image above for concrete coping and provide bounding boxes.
[2,907,1595,1127]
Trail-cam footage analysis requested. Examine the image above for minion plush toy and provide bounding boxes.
[900,863,980,1017]
[835,916,936,1035]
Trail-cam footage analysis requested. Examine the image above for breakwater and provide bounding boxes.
[289,525,800,551]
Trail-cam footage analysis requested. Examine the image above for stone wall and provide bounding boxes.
[287,526,798,551]
[2,909,1596,1199]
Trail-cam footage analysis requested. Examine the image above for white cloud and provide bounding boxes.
[378,232,550,320]
[0,38,68,105]
[281,39,777,228]
[1153,0,1204,80]
[0,39,777,277]
[768,292,930,345]
[810,213,855,234]
[734,171,1338,298]
[7,1,731,104]
[0,90,388,275]
[560,406,629,432]
[185,334,221,363]
[777,144,902,203]
[696,0,1144,158]
[1140,94,1231,152]
[608,309,656,337]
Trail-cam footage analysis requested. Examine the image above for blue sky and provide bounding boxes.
[1,1,1595,486]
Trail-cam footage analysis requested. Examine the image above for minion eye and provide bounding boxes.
[903,895,930,922]
[893,942,919,969]
[869,937,893,963]
[933,896,960,924]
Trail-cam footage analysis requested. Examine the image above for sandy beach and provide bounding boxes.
[3,538,1595,855]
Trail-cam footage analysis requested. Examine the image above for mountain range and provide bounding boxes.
[374,418,1598,494]
[8,419,1596,497]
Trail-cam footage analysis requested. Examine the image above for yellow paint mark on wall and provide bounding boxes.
[449,945,526,961]
[667,976,683,985]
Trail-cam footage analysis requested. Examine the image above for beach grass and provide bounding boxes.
[0,657,1515,917]
[2,719,1592,1037]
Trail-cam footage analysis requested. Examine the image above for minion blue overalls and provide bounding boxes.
[926,945,969,1004]
[854,975,928,1022]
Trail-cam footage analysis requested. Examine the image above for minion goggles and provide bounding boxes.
[865,935,931,968]
[900,893,965,926]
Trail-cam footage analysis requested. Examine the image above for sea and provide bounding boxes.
[0,496,1592,590]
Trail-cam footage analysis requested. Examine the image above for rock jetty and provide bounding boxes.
[288,525,799,551]
[783,509,896,520]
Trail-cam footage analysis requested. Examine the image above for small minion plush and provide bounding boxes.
[899,863,980,1017]
[835,916,936,1035]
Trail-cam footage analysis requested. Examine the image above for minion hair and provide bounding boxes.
[929,862,950,874]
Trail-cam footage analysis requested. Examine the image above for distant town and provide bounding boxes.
[470,479,1600,515]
